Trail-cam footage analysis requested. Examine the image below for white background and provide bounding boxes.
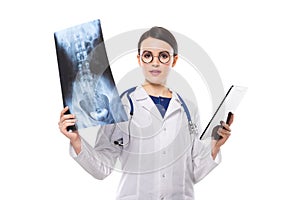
[1,0,299,199]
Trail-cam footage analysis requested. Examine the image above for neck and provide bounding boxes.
[142,81,172,98]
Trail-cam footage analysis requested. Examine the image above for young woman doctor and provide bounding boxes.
[58,27,232,200]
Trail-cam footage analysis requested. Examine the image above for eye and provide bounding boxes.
[142,51,152,58]
[141,51,153,63]
[160,52,170,59]
[159,51,170,63]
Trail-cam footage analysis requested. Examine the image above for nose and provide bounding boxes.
[151,56,160,67]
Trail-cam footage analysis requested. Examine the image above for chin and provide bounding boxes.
[146,78,166,86]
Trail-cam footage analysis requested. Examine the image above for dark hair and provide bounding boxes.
[138,26,178,56]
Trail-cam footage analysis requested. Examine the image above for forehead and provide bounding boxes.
[140,37,173,52]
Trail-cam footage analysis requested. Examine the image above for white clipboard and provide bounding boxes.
[200,85,248,140]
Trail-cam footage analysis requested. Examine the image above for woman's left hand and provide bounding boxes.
[211,121,232,160]
[215,122,231,147]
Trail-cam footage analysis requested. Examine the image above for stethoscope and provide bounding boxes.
[112,87,198,146]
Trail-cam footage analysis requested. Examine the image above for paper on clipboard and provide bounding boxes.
[200,85,247,140]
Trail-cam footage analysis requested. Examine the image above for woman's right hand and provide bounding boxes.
[58,106,81,154]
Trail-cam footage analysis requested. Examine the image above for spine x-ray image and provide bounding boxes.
[54,19,128,130]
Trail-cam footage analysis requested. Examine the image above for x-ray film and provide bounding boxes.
[200,85,247,140]
[54,19,128,130]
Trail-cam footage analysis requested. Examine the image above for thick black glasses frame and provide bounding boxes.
[141,50,172,64]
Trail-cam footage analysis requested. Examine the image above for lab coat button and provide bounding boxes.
[162,173,166,178]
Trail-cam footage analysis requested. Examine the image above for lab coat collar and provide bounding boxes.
[132,85,183,121]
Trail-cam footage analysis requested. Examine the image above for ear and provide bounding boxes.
[137,54,141,66]
[172,55,178,67]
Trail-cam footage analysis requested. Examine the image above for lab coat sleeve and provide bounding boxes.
[191,104,222,183]
[69,124,122,180]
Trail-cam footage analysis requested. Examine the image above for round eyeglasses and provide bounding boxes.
[141,51,172,64]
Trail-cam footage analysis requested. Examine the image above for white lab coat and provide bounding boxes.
[70,85,221,200]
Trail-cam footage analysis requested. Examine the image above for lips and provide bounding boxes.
[149,70,161,76]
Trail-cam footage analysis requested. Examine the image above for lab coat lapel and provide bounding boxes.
[133,86,163,120]
[163,92,182,120]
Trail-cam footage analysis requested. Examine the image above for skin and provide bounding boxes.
[138,37,178,98]
[212,122,231,160]
[58,37,231,158]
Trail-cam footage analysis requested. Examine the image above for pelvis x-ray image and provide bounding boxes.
[54,19,128,130]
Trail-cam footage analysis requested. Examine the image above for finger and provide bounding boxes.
[217,130,231,140]
[62,122,75,130]
[221,122,231,132]
[218,126,230,134]
[60,106,69,118]
[64,119,77,124]
[60,121,76,134]
[59,119,76,128]
[228,113,234,126]
[218,127,231,136]
[60,114,76,124]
